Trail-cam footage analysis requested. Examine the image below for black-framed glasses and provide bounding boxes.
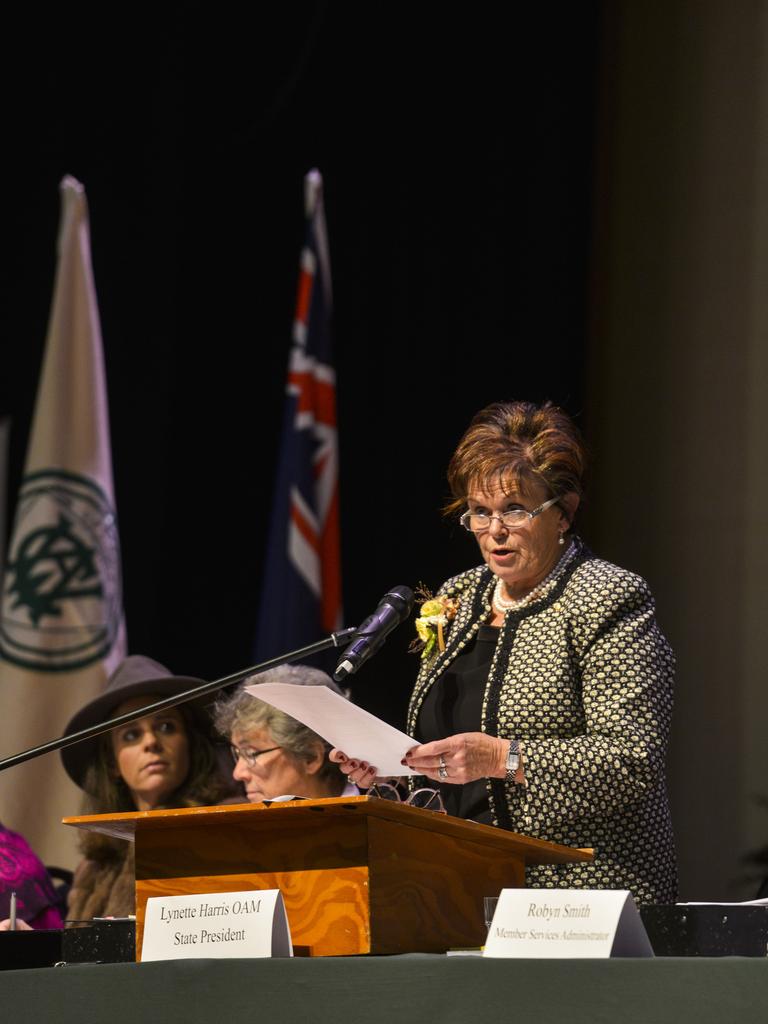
[230,744,281,768]
[459,496,560,533]
[368,782,446,813]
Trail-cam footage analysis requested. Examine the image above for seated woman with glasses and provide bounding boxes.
[214,664,360,803]
[333,400,677,906]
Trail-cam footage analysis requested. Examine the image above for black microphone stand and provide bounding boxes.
[0,627,359,775]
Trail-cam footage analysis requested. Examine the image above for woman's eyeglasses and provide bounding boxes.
[230,744,281,768]
[459,496,560,533]
[368,782,446,813]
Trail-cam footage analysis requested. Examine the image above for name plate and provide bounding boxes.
[483,889,653,958]
[141,889,292,961]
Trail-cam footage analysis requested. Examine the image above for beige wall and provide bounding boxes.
[588,0,768,898]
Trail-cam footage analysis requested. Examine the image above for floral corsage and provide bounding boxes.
[409,586,459,660]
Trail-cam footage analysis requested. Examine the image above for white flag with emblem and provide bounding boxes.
[0,176,126,871]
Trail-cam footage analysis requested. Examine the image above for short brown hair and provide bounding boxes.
[445,401,587,517]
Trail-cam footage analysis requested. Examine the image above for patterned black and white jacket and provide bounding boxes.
[406,539,678,905]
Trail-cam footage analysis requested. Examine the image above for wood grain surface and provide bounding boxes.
[64,797,593,958]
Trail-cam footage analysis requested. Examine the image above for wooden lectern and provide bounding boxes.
[64,796,592,958]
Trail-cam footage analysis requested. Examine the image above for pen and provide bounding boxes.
[9,891,17,931]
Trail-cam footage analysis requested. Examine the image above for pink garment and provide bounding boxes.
[0,823,64,929]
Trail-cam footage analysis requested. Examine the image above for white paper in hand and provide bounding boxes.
[243,681,419,777]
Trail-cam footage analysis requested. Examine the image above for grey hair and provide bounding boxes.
[212,663,348,789]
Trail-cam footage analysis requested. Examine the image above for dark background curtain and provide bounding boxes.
[0,3,599,726]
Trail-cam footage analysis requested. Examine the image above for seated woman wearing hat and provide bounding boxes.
[61,655,233,920]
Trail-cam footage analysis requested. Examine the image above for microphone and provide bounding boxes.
[333,585,414,681]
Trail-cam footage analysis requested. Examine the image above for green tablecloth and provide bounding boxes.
[2,955,767,1024]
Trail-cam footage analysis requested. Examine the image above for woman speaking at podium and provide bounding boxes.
[334,401,677,906]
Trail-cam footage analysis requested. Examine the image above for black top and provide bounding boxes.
[415,624,499,823]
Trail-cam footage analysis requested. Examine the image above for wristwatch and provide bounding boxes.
[505,739,521,783]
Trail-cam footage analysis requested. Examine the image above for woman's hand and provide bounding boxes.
[0,917,32,931]
[403,732,508,784]
[329,748,381,789]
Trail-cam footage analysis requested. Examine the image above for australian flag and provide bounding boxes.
[256,170,343,660]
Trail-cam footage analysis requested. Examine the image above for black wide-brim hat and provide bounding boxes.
[60,655,211,791]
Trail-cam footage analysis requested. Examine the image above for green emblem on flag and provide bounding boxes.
[0,469,122,671]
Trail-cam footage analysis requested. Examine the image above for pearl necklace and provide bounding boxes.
[492,541,577,614]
